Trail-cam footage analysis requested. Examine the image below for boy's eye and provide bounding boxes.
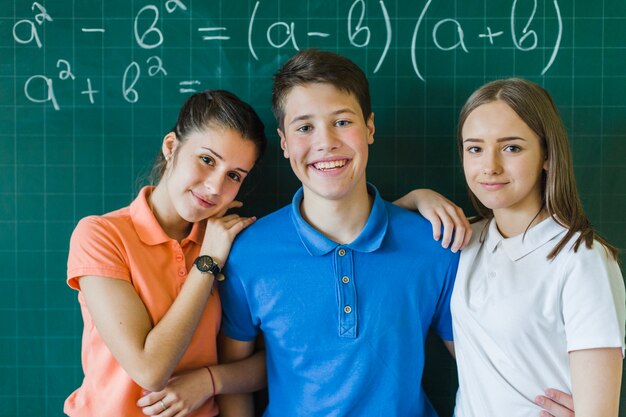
[335,119,351,127]
[296,125,312,133]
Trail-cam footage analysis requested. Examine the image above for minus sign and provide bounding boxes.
[82,28,105,33]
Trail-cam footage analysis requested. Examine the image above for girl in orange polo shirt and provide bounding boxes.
[66,90,268,417]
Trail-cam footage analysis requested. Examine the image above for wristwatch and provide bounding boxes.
[194,255,221,276]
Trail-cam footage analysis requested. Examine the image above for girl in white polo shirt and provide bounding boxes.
[450,78,625,417]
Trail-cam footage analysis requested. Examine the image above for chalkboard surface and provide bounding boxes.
[2,0,625,415]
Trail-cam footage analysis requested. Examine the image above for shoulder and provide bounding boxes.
[557,233,620,275]
[385,202,431,232]
[466,218,489,247]
[229,205,294,261]
[385,202,460,262]
[72,207,131,240]
[236,205,291,242]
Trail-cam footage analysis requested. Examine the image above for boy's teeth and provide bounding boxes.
[314,160,346,169]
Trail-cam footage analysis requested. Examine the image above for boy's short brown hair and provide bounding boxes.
[272,49,372,130]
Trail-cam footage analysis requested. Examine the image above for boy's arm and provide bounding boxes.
[393,189,471,252]
[217,334,264,417]
[443,340,455,358]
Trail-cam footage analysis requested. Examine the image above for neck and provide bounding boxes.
[149,185,192,242]
[300,184,373,244]
[493,206,549,238]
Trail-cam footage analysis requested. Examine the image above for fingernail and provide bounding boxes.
[535,396,544,405]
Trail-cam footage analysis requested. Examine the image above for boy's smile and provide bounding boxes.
[278,83,375,204]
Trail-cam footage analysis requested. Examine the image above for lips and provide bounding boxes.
[311,159,348,171]
[190,190,215,209]
[479,181,508,191]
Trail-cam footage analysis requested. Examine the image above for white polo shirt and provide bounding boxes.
[451,217,625,417]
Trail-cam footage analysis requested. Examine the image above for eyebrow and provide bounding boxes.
[201,147,250,174]
[463,136,527,143]
[287,108,358,127]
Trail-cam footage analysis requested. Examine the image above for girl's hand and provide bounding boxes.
[137,368,213,417]
[394,189,471,252]
[201,200,256,266]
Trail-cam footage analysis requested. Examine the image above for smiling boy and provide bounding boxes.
[216,49,459,417]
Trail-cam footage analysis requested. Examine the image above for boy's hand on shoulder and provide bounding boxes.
[393,189,471,252]
[535,389,574,417]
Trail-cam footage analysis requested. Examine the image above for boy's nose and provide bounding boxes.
[316,126,340,151]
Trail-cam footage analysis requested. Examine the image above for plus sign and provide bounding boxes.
[81,78,99,104]
[478,26,504,45]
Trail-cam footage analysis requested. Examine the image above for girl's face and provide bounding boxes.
[461,100,547,220]
[159,126,257,226]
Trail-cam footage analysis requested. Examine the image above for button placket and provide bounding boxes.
[336,246,357,338]
[171,242,187,281]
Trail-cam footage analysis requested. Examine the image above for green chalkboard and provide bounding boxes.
[2,0,625,415]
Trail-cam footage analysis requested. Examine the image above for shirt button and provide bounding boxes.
[338,249,346,256]
[489,271,496,278]
[342,276,350,284]
[176,254,183,262]
[344,306,352,314]
[178,269,186,277]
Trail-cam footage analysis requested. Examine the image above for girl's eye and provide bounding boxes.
[201,155,215,165]
[466,146,481,154]
[335,119,351,127]
[504,145,521,153]
[228,172,242,183]
[297,125,312,133]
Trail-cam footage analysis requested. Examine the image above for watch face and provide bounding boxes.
[200,257,213,270]
[195,255,219,274]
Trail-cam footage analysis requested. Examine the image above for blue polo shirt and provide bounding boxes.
[220,184,459,417]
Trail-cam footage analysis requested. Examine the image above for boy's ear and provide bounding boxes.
[278,128,289,158]
[367,112,375,145]
[162,132,178,160]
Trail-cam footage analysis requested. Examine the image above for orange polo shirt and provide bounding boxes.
[65,186,220,417]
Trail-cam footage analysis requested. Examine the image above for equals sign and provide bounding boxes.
[198,27,230,41]
[179,80,201,94]
[81,28,105,33]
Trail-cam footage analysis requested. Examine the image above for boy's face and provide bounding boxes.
[278,83,375,203]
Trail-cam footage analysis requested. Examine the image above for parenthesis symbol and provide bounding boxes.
[373,0,391,73]
[411,0,432,82]
[541,0,562,75]
[248,1,260,61]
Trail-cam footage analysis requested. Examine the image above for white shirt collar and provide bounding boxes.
[484,216,567,261]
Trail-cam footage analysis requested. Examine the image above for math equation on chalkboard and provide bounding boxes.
[12,0,563,111]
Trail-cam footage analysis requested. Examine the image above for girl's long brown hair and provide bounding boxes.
[457,78,617,260]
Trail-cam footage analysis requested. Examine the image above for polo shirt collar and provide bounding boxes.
[130,186,205,246]
[290,183,388,256]
[484,216,566,261]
